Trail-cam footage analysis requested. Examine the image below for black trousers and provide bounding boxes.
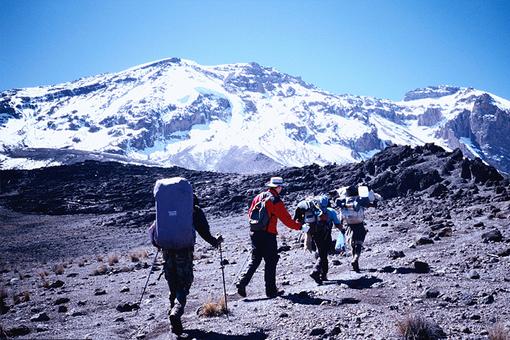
[311,227,331,277]
[238,231,279,295]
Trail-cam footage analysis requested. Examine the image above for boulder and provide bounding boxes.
[30,313,50,322]
[414,260,430,273]
[482,229,503,243]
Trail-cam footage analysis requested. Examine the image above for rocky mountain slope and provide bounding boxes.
[1,59,510,173]
[1,144,509,339]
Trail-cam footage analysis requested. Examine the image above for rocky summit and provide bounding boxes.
[0,144,509,339]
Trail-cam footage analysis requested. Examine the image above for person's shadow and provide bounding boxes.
[327,275,383,289]
[178,329,267,339]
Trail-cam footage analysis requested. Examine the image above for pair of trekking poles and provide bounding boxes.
[136,241,231,317]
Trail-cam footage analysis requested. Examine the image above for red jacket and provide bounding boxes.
[248,188,302,235]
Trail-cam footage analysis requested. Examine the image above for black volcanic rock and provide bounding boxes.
[0,145,506,221]
[481,229,503,243]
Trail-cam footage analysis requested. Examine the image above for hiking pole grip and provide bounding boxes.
[219,243,228,317]
[135,248,160,316]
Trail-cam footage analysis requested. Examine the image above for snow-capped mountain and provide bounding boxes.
[1,58,510,173]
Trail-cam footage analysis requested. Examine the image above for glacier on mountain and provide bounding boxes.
[1,58,509,173]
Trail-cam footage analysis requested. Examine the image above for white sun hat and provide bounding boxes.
[265,176,285,187]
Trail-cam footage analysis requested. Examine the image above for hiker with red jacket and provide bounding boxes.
[236,176,305,298]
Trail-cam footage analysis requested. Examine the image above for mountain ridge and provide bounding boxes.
[1,58,510,173]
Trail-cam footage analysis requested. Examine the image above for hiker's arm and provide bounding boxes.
[329,210,344,233]
[193,207,219,247]
[272,201,302,230]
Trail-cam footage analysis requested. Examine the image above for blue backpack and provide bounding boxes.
[153,177,196,249]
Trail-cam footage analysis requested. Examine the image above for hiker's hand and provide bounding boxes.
[301,224,310,233]
[216,234,224,246]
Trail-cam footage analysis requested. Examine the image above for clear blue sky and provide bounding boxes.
[1,0,509,100]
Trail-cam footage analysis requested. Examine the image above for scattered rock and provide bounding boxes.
[309,327,326,336]
[462,327,471,334]
[57,305,68,313]
[414,260,430,273]
[424,288,440,298]
[468,270,480,279]
[6,325,30,337]
[48,280,65,289]
[482,229,503,243]
[329,326,342,336]
[388,250,405,259]
[114,317,125,322]
[120,286,130,293]
[116,302,139,313]
[438,227,453,237]
[35,324,49,333]
[277,245,291,253]
[279,312,289,318]
[94,288,107,296]
[70,310,87,317]
[481,294,495,304]
[78,300,87,306]
[429,183,448,197]
[54,297,70,305]
[473,222,485,228]
[497,247,510,257]
[30,312,50,322]
[332,259,341,266]
[415,237,434,246]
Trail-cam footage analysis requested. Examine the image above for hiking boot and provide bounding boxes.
[266,290,284,298]
[351,260,360,273]
[236,283,246,297]
[310,271,323,285]
[169,314,183,335]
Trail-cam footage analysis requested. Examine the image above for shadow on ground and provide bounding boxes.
[181,329,267,339]
[329,275,383,289]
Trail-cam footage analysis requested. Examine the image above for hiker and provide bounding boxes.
[294,195,343,285]
[149,178,223,336]
[236,176,305,298]
[335,185,381,272]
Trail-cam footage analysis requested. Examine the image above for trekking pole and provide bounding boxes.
[135,248,160,316]
[229,245,251,290]
[218,243,229,317]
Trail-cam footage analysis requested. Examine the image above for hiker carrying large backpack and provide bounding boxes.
[148,177,223,336]
[294,195,343,285]
[335,185,381,272]
[236,176,305,298]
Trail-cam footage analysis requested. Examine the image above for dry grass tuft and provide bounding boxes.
[198,297,228,317]
[396,314,445,340]
[128,250,149,262]
[37,270,49,279]
[129,252,140,263]
[21,290,30,302]
[108,255,119,266]
[93,264,108,276]
[37,270,50,288]
[53,263,65,275]
[96,255,104,262]
[78,258,87,267]
[489,323,510,340]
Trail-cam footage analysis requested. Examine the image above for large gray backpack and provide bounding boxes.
[153,177,195,249]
